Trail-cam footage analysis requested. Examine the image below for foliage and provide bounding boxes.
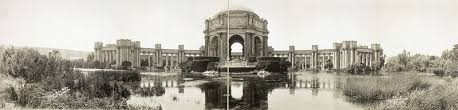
[121,61,132,70]
[374,80,458,110]
[138,84,165,96]
[383,50,458,77]
[346,63,371,74]
[255,60,291,72]
[255,61,271,70]
[371,61,383,71]
[70,54,110,69]
[343,74,431,102]
[0,47,137,109]
[85,70,141,83]
[324,59,333,69]
[179,60,212,72]
[207,62,218,71]
[17,83,48,107]
[278,60,292,72]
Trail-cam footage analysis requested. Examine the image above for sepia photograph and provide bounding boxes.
[1,0,458,109]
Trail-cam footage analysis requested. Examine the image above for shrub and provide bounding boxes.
[432,68,446,76]
[346,63,371,74]
[0,48,135,109]
[17,83,48,108]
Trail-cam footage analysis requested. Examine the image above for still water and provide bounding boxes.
[126,72,364,110]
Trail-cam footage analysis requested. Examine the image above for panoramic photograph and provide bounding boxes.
[1,0,458,110]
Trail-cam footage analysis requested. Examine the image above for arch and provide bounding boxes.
[254,36,263,56]
[229,35,244,60]
[210,36,219,57]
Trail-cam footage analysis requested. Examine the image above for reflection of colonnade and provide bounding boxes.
[285,74,346,90]
[139,75,184,94]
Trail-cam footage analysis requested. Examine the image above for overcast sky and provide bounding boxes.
[1,0,457,56]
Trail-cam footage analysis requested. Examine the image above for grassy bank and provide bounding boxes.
[343,73,458,109]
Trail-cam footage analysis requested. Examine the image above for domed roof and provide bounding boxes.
[210,5,257,18]
[224,5,254,12]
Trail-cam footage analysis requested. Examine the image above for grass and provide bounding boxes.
[343,73,432,102]
[375,80,458,110]
[343,73,458,110]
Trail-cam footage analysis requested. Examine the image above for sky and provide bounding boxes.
[0,0,458,56]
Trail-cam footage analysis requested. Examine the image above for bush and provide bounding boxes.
[346,63,372,74]
[17,83,48,108]
[41,93,129,109]
[0,48,136,109]
[207,62,218,71]
[432,68,446,76]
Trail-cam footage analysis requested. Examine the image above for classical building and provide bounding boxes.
[93,8,384,70]
[203,8,269,61]
[94,39,141,67]
[94,39,203,68]
[269,41,383,70]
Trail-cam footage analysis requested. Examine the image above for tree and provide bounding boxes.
[121,61,132,70]
[324,59,333,69]
[86,53,94,61]
[398,50,410,69]
[371,61,382,71]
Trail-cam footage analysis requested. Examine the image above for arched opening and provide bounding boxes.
[210,36,219,57]
[254,36,263,56]
[229,35,244,61]
[231,42,243,60]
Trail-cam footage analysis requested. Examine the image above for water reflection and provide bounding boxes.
[127,72,363,110]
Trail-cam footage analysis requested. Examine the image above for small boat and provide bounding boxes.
[257,70,271,78]
[203,71,219,77]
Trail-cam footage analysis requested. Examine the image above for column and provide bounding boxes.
[171,55,175,68]
[350,49,354,65]
[321,55,325,70]
[119,48,122,63]
[291,53,295,68]
[315,53,318,69]
[165,55,169,68]
[116,48,119,66]
[376,51,379,61]
[369,53,372,66]
[311,52,316,69]
[303,55,306,69]
[339,51,342,68]
[332,52,335,69]
[344,50,348,68]
[148,53,151,67]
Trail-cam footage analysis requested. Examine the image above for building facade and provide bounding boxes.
[203,9,269,61]
[93,8,384,69]
[268,41,383,70]
[94,39,203,68]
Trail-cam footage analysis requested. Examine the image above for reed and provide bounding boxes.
[343,74,431,102]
